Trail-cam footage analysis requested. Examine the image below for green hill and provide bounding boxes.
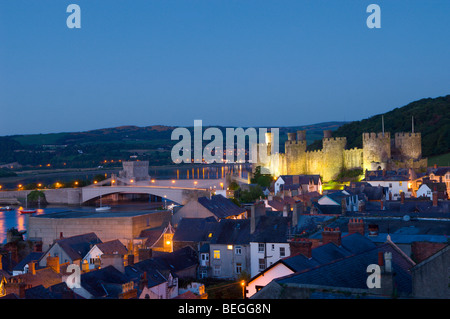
[308,95,450,158]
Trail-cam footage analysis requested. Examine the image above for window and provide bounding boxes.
[235,263,242,274]
[389,183,392,188]
[280,247,286,257]
[213,250,220,259]
[235,246,242,255]
[258,243,265,253]
[271,244,275,251]
[214,265,221,276]
[399,181,402,186]
[199,270,208,279]
[227,245,233,250]
[258,259,266,271]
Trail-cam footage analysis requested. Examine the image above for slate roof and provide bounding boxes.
[95,240,128,255]
[210,219,252,245]
[364,169,410,182]
[344,183,386,201]
[125,246,198,288]
[198,195,246,219]
[267,196,297,211]
[284,233,377,271]
[48,233,102,262]
[276,242,414,296]
[79,265,130,298]
[427,166,450,177]
[250,216,290,243]
[312,203,342,215]
[173,217,218,243]
[13,252,44,272]
[279,175,321,185]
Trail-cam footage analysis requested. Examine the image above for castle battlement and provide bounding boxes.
[363,132,391,140]
[394,132,421,138]
[305,149,323,154]
[285,140,307,146]
[323,137,347,143]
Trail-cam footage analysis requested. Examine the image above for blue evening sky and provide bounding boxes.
[0,0,449,135]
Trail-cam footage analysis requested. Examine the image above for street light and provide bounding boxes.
[240,280,246,299]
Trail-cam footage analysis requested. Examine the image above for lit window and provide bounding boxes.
[213,250,220,259]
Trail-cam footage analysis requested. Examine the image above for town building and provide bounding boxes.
[172,194,246,226]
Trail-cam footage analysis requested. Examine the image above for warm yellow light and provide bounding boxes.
[227,245,233,250]
[75,181,79,185]
[130,179,134,183]
[151,180,155,183]
[241,280,245,287]
[37,183,42,187]
[112,180,115,184]
[46,164,51,167]
[165,240,171,245]
[194,181,198,185]
[18,184,22,188]
[172,180,176,183]
[94,181,98,184]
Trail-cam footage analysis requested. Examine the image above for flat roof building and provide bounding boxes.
[27,209,171,250]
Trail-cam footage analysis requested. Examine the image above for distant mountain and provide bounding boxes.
[308,95,450,157]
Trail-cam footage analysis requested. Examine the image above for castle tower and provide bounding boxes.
[322,131,346,181]
[362,132,391,171]
[394,132,422,161]
[285,130,307,175]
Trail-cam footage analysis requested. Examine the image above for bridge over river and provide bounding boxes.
[0,178,229,206]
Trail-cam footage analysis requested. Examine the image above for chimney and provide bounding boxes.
[377,251,395,297]
[139,271,148,291]
[101,254,125,273]
[292,202,304,228]
[289,238,312,258]
[322,227,341,246]
[28,262,36,275]
[46,255,60,274]
[60,232,64,239]
[19,282,27,299]
[250,201,265,234]
[368,224,379,236]
[127,254,135,266]
[282,204,290,217]
[348,218,364,235]
[138,248,152,262]
[378,251,384,267]
[432,191,438,207]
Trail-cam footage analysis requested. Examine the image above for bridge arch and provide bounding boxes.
[81,186,209,205]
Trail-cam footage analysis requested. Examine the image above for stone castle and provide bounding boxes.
[255,128,428,182]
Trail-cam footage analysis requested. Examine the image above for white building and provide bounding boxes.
[366,179,410,200]
[249,242,290,278]
[82,239,128,270]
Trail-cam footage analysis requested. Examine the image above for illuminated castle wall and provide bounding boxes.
[255,129,427,182]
